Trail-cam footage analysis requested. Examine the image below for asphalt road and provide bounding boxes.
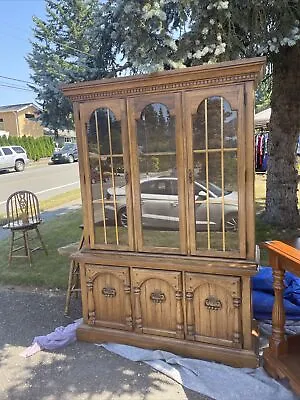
[0,287,211,400]
[0,161,80,215]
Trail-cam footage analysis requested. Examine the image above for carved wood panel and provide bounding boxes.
[85,264,133,330]
[132,269,184,338]
[185,273,242,348]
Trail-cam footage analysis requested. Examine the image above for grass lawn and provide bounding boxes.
[0,210,82,289]
[0,174,300,289]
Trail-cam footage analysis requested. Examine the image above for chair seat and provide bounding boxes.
[3,218,42,230]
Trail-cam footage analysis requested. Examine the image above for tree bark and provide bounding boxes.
[263,43,300,228]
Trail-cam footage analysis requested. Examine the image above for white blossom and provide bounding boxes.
[194,50,202,59]
[214,42,226,56]
[209,19,215,25]
[217,1,229,10]
[287,39,296,46]
[202,27,209,35]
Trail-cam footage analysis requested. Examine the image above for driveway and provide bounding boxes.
[0,286,210,400]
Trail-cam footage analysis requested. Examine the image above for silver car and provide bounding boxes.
[105,176,238,231]
[0,146,29,172]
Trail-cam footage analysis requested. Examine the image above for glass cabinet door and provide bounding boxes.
[80,100,133,250]
[128,94,187,254]
[184,86,246,258]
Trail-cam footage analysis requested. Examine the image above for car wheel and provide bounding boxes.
[118,207,127,228]
[15,160,25,172]
[224,213,238,232]
[68,155,74,163]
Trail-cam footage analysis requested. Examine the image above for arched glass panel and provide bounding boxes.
[192,96,239,253]
[136,103,179,249]
[87,107,128,246]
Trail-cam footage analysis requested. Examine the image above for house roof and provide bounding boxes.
[0,103,41,113]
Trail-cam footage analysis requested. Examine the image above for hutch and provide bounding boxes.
[62,57,265,368]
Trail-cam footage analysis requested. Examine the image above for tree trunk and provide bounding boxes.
[263,43,300,228]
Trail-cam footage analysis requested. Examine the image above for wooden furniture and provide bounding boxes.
[3,190,47,267]
[61,57,265,368]
[58,234,84,315]
[261,240,300,395]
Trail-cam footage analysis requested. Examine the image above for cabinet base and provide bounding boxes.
[77,324,259,368]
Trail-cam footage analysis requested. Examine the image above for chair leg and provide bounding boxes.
[35,227,48,255]
[8,231,15,267]
[65,260,75,315]
[74,263,80,299]
[24,231,32,267]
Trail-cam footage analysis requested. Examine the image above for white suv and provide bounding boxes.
[0,146,29,172]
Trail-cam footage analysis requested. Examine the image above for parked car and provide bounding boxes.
[51,143,78,164]
[105,176,238,231]
[0,146,29,172]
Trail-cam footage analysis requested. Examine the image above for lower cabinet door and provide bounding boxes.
[132,269,184,338]
[84,264,133,331]
[185,273,242,348]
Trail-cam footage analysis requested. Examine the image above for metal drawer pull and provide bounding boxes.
[102,287,116,297]
[150,290,166,303]
[204,296,222,310]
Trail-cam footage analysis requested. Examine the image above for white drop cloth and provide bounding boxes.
[99,343,299,400]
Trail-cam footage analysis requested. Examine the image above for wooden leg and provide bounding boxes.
[74,263,80,299]
[35,227,48,255]
[270,267,288,357]
[65,261,75,315]
[24,231,32,267]
[8,230,15,267]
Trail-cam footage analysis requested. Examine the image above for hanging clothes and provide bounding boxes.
[255,132,268,172]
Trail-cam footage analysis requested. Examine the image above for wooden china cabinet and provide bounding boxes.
[61,57,265,368]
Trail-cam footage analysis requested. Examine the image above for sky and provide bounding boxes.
[0,0,46,106]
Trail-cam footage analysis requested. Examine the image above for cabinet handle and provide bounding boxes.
[204,296,222,311]
[102,287,116,298]
[188,169,193,184]
[150,290,166,303]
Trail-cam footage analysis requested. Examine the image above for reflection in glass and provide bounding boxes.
[136,103,179,249]
[87,108,128,246]
[192,97,239,253]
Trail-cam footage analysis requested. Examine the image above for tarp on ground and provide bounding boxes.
[252,266,300,320]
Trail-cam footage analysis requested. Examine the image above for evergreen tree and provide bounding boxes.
[104,0,300,228]
[27,0,119,134]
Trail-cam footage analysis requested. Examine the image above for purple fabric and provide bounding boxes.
[33,319,81,350]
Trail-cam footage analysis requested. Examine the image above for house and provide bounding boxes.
[44,128,76,148]
[0,103,44,138]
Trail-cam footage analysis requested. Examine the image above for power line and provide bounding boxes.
[0,29,95,58]
[0,75,33,85]
[0,83,34,92]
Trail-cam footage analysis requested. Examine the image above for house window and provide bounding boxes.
[25,113,35,120]
[0,118,4,130]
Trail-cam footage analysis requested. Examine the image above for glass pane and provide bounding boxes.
[87,108,129,246]
[192,97,239,253]
[136,103,179,249]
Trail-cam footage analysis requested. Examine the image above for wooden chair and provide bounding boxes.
[4,190,48,267]
[58,233,84,315]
